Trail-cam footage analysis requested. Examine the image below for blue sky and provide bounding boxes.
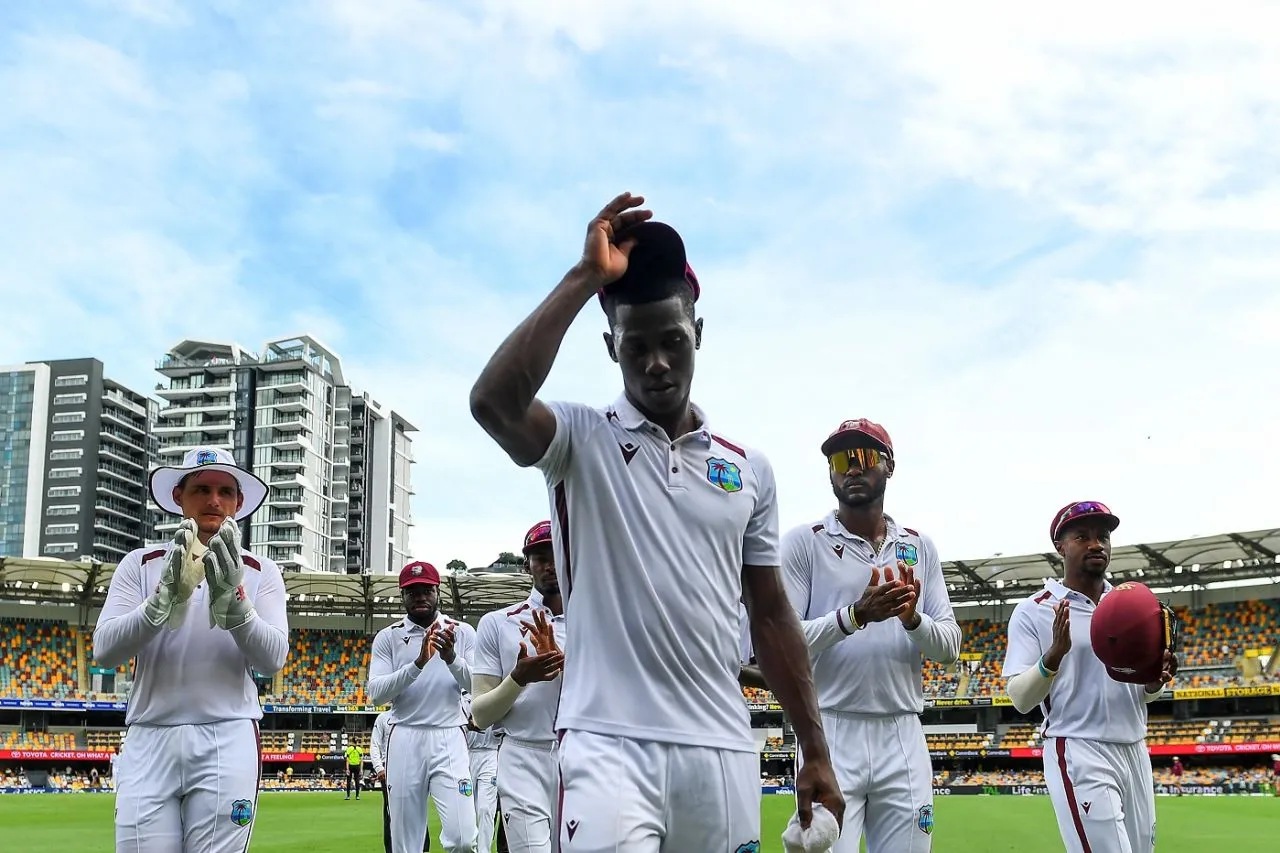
[3,0,1278,570]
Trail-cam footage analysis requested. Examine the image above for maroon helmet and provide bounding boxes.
[1090,582,1181,684]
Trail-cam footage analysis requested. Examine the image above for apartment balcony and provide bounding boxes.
[101,428,147,453]
[96,482,143,504]
[156,381,232,402]
[260,376,307,394]
[103,391,148,419]
[266,512,306,528]
[156,355,243,376]
[265,395,310,414]
[95,499,140,523]
[99,444,146,470]
[268,460,305,476]
[268,488,304,507]
[100,408,146,433]
[97,516,141,540]
[94,542,132,560]
[98,463,142,488]
[260,532,302,547]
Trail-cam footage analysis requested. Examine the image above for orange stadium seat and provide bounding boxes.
[0,620,79,700]
[276,629,371,706]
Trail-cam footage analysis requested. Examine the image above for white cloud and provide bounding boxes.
[1,2,1277,572]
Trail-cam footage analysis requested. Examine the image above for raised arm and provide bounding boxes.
[92,550,164,668]
[900,537,962,664]
[228,559,290,675]
[470,192,651,467]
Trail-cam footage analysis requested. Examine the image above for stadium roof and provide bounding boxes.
[1,527,1277,615]
[943,527,1280,602]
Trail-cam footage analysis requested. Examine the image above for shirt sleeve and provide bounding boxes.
[742,451,781,567]
[446,622,476,693]
[369,717,387,773]
[473,613,504,679]
[367,629,422,706]
[531,401,600,483]
[228,556,290,676]
[91,549,164,669]
[1002,600,1047,678]
[903,534,962,664]
[777,525,854,655]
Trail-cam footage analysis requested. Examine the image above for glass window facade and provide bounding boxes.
[0,371,37,558]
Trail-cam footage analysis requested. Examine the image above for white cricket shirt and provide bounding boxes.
[92,543,290,726]
[472,589,566,743]
[367,613,475,728]
[782,513,962,716]
[1002,579,1149,744]
[461,692,501,750]
[533,395,779,753]
[370,711,392,774]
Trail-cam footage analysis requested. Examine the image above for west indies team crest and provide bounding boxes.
[706,458,743,493]
[229,798,253,827]
[896,542,919,567]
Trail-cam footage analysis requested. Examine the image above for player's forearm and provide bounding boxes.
[470,675,524,730]
[92,605,164,669]
[1143,683,1166,703]
[1006,664,1054,714]
[904,613,962,664]
[446,657,472,692]
[469,268,595,430]
[228,616,289,675]
[751,603,830,761]
[367,662,422,706]
[801,608,859,655]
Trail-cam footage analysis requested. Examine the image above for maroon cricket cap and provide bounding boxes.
[522,520,552,555]
[1091,582,1177,685]
[597,221,700,309]
[1049,500,1121,543]
[820,418,894,457]
[398,561,440,588]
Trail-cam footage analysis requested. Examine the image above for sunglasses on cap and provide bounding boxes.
[828,447,889,475]
[1056,501,1113,527]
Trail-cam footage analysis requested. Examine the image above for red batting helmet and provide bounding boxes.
[1090,582,1181,684]
[522,520,552,555]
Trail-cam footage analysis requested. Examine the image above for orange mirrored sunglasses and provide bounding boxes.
[828,447,888,475]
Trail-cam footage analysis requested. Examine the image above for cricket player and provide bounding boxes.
[469,192,843,852]
[93,446,289,853]
[471,520,567,853]
[345,742,365,800]
[372,712,430,853]
[462,691,501,853]
[1002,501,1177,853]
[774,419,961,852]
[368,561,479,853]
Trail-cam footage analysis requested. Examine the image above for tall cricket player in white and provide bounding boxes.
[94,446,290,853]
[368,561,479,853]
[470,520,566,853]
[461,691,501,853]
[765,420,961,852]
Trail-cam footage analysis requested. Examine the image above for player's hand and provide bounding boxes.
[576,192,653,289]
[851,566,916,626]
[1043,600,1072,671]
[511,639,564,686]
[520,610,560,656]
[430,623,458,664]
[893,563,923,630]
[203,518,256,631]
[1145,650,1178,692]
[376,770,386,784]
[414,631,437,669]
[795,754,845,832]
[143,519,199,628]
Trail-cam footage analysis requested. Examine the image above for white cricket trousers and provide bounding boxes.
[387,724,479,853]
[496,737,558,853]
[114,719,261,853]
[556,729,760,853]
[1043,737,1156,853]
[470,746,499,853]
[797,711,934,853]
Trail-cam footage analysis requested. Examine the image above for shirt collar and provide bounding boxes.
[402,612,448,633]
[607,394,713,444]
[1045,578,1113,604]
[823,511,902,545]
[527,587,564,622]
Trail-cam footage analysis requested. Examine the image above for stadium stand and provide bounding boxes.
[278,628,369,706]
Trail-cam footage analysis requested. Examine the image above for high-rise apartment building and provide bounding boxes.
[0,359,155,562]
[152,336,415,575]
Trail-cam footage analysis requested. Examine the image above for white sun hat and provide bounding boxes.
[149,446,268,521]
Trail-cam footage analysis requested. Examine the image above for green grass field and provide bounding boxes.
[1,792,1276,851]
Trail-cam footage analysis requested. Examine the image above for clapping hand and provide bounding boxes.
[143,519,200,628]
[512,611,564,686]
[204,518,256,631]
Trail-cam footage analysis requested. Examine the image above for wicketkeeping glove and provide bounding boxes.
[142,519,200,629]
[203,518,257,631]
